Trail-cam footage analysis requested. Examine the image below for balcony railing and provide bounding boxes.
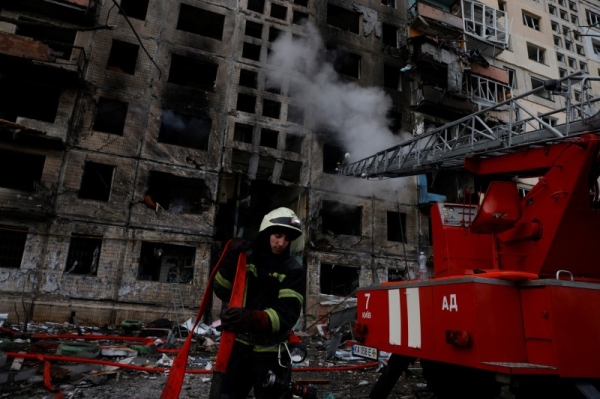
[466,74,512,106]
[462,0,508,48]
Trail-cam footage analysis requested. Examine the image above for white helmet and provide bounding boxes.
[259,207,302,241]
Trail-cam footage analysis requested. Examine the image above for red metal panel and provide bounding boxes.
[520,287,557,367]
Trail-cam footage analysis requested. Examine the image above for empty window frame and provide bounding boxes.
[569,1,576,11]
[505,67,517,89]
[593,40,600,55]
[239,69,258,88]
[269,26,282,42]
[577,44,585,56]
[568,57,577,68]
[106,39,139,74]
[551,21,559,32]
[260,128,278,148]
[0,150,44,191]
[558,0,565,6]
[295,0,308,6]
[319,263,359,296]
[242,42,261,61]
[557,52,565,63]
[16,16,77,60]
[64,233,102,275]
[93,98,128,135]
[245,20,263,39]
[159,110,211,150]
[562,25,570,37]
[384,64,400,90]
[549,5,557,15]
[522,13,540,30]
[168,55,218,90]
[332,50,361,79]
[587,10,600,27]
[321,200,362,236]
[580,61,588,72]
[293,10,309,25]
[79,162,114,202]
[247,0,265,13]
[571,14,578,24]
[146,172,208,214]
[237,93,257,113]
[270,3,287,20]
[387,211,407,242]
[531,76,553,100]
[559,67,567,78]
[539,115,559,129]
[0,78,61,123]
[287,104,305,124]
[262,99,281,119]
[565,40,573,51]
[382,23,398,47]
[138,242,196,283]
[322,142,346,174]
[326,4,359,34]
[119,0,149,20]
[554,35,562,47]
[560,9,568,20]
[177,5,225,40]
[574,31,582,41]
[387,109,402,133]
[498,1,506,12]
[0,226,28,269]
[527,43,545,63]
[233,123,253,143]
[285,134,303,153]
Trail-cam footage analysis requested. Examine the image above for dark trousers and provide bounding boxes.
[221,340,289,399]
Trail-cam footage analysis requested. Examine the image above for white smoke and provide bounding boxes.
[265,23,401,160]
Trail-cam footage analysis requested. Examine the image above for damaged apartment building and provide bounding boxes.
[1,0,599,329]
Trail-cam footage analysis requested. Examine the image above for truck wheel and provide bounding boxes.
[421,360,500,399]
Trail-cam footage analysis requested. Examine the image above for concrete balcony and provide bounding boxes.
[3,0,97,26]
[408,1,464,40]
[462,0,508,57]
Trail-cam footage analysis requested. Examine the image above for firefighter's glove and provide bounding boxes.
[222,238,251,271]
[220,307,269,332]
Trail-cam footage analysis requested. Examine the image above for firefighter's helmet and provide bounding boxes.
[259,207,302,241]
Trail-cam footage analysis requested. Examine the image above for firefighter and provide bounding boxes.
[214,207,305,399]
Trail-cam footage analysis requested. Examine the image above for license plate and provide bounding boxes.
[352,344,378,360]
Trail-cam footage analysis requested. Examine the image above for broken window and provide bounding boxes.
[138,242,196,283]
[554,35,562,47]
[260,128,278,149]
[0,150,45,192]
[527,43,545,64]
[247,0,265,13]
[146,172,209,214]
[93,98,128,135]
[262,99,281,119]
[497,1,506,12]
[233,123,254,143]
[539,114,558,129]
[168,54,218,91]
[331,50,361,79]
[285,134,303,153]
[549,5,557,15]
[295,0,308,6]
[387,211,407,243]
[293,10,309,25]
[587,10,600,26]
[64,234,102,276]
[522,13,540,30]
[281,161,301,183]
[159,110,211,150]
[242,42,262,61]
[106,39,139,74]
[239,69,258,88]
[569,1,577,11]
[322,142,346,174]
[565,40,573,51]
[384,64,400,90]
[593,40,600,55]
[320,263,359,296]
[559,68,567,78]
[505,67,517,89]
[237,93,257,113]
[119,0,149,20]
[531,76,553,100]
[327,4,359,34]
[177,5,225,40]
[0,78,61,123]
[79,162,114,202]
[16,16,77,60]
[287,104,305,124]
[568,57,577,68]
[580,61,588,72]
[560,10,568,21]
[382,24,398,47]
[551,21,559,33]
[269,26,282,42]
[321,200,362,236]
[557,52,565,63]
[270,3,287,20]
[0,226,27,269]
[577,45,585,56]
[245,20,263,39]
[571,14,578,24]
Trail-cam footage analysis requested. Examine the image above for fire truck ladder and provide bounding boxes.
[340,72,600,179]
[170,282,187,339]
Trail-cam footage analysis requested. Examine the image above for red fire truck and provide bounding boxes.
[340,74,600,399]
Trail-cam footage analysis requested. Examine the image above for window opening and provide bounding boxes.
[287,104,305,124]
[0,150,44,192]
[242,42,261,61]
[560,10,568,20]
[554,35,562,47]
[295,0,308,6]
[119,0,149,20]
[332,50,361,79]
[269,27,282,42]
[387,110,403,133]
[505,67,517,89]
[559,68,567,78]
[557,52,565,63]
[262,99,281,119]
[527,43,545,63]
[260,128,279,149]
[549,5,557,15]
[239,69,258,88]
[79,162,114,202]
[177,5,225,40]
[245,20,263,39]
[384,64,400,90]
[0,226,27,269]
[237,93,257,113]
[0,78,61,123]
[271,3,287,20]
[551,21,559,32]
[568,57,577,68]
[321,200,362,236]
[159,110,211,150]
[522,13,540,30]
[320,263,359,296]
[593,40,600,55]
[285,134,303,153]
[587,10,600,27]
[65,233,102,275]
[322,142,346,174]
[247,0,265,13]
[138,242,196,283]
[168,54,218,90]
[146,172,208,214]
[382,23,398,47]
[579,61,587,72]
[387,211,407,242]
[93,98,128,135]
[233,123,254,143]
[106,39,139,74]
[531,76,553,100]
[293,10,309,25]
[327,4,359,34]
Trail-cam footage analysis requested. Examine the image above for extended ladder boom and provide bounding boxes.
[340,73,600,179]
